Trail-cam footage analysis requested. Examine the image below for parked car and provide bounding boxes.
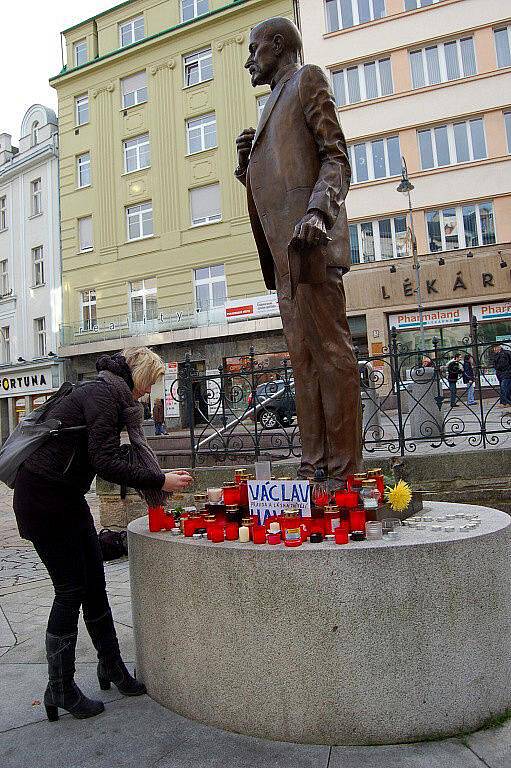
[248,380,296,429]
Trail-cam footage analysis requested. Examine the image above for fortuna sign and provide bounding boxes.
[0,370,55,397]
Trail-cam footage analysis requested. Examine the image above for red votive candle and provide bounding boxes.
[335,527,349,545]
[313,491,329,508]
[223,483,240,505]
[253,525,267,544]
[148,506,165,532]
[225,523,239,541]
[211,525,225,543]
[335,490,359,508]
[349,508,366,533]
[238,479,249,507]
[162,512,175,531]
[183,518,197,537]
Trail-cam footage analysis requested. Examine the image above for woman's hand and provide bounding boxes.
[163,470,193,492]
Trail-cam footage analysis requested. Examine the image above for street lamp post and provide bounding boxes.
[396,156,426,351]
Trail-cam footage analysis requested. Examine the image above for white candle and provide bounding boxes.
[238,526,250,543]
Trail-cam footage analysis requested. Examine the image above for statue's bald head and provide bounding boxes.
[251,17,302,57]
[246,17,302,87]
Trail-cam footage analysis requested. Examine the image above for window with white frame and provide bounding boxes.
[0,260,9,295]
[0,197,6,231]
[31,179,42,216]
[349,216,407,264]
[77,152,91,187]
[410,37,476,89]
[121,71,148,109]
[126,202,153,240]
[78,216,93,252]
[494,27,511,68]
[194,264,227,312]
[418,118,486,170]
[348,135,401,183]
[129,278,157,322]
[119,15,144,47]
[405,0,443,9]
[75,94,89,125]
[325,0,385,33]
[332,57,393,106]
[505,112,511,153]
[257,94,270,120]
[32,246,44,286]
[34,317,46,357]
[186,113,217,154]
[123,133,150,173]
[181,0,209,22]
[31,121,39,147]
[190,184,221,226]
[80,289,97,330]
[1,326,10,363]
[426,200,496,252]
[74,40,88,67]
[183,47,213,87]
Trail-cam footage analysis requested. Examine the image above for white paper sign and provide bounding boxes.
[164,362,180,419]
[248,480,311,525]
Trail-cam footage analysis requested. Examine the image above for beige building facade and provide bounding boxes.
[299,0,511,355]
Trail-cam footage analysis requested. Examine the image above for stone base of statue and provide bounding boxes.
[128,502,511,746]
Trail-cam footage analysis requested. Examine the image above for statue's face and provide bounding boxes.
[245,28,278,87]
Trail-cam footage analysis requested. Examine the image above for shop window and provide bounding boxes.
[183,48,213,87]
[426,200,496,252]
[410,37,476,88]
[349,135,401,183]
[332,57,392,106]
[194,264,227,312]
[325,0,385,33]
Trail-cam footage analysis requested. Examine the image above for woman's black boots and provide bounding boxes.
[44,632,105,721]
[85,610,146,696]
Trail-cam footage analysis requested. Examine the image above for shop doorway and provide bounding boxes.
[348,315,368,358]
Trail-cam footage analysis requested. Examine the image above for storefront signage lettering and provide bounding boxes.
[473,301,511,322]
[381,270,504,301]
[248,480,311,524]
[1,374,46,392]
[389,307,470,330]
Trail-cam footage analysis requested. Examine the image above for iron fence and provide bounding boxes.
[169,318,511,466]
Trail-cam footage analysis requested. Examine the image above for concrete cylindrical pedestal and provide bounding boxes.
[128,503,511,746]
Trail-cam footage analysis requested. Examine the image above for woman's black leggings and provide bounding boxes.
[14,466,111,636]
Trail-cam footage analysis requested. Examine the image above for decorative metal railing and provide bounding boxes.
[168,318,511,466]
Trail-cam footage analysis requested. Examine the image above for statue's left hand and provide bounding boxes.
[291,211,329,249]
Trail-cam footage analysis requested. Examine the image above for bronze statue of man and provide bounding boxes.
[235,16,361,480]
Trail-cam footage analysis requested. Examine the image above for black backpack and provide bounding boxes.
[98,529,128,561]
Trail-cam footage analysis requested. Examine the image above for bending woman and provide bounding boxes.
[13,347,192,721]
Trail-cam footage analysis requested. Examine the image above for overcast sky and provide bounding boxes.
[0,0,111,140]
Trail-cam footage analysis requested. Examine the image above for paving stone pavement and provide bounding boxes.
[0,483,509,768]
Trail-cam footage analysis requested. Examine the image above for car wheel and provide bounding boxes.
[259,409,279,429]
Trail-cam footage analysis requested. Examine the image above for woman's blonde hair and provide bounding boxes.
[122,347,165,391]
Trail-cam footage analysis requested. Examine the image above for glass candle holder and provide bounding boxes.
[225,523,239,541]
[223,483,240,506]
[383,518,402,539]
[349,508,366,533]
[252,525,267,545]
[211,525,225,543]
[365,521,383,541]
[334,490,359,509]
[334,527,349,545]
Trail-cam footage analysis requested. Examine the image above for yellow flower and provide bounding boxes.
[385,480,412,513]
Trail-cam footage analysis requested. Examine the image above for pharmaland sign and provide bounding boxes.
[389,306,470,330]
[248,480,311,525]
[473,301,511,322]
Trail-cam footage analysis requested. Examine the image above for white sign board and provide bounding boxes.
[163,362,180,419]
[473,301,511,323]
[248,480,311,525]
[225,295,280,323]
[0,368,58,398]
[389,306,469,330]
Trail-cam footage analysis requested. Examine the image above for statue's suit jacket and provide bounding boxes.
[235,64,351,295]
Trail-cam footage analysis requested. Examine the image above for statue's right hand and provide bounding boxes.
[236,127,256,168]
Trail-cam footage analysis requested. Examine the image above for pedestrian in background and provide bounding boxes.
[446,353,462,408]
[493,342,511,408]
[152,397,166,435]
[462,353,476,406]
[13,347,193,722]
